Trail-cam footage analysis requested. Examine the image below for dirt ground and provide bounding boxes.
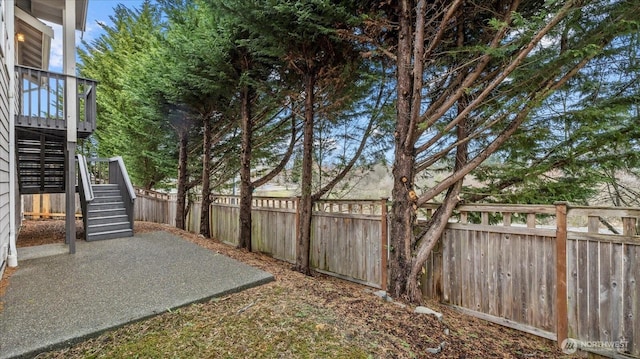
[2,220,571,358]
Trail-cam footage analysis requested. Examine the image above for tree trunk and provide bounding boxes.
[388,0,416,299]
[407,180,463,302]
[406,99,469,302]
[200,115,212,237]
[175,129,189,230]
[238,85,254,250]
[295,72,316,275]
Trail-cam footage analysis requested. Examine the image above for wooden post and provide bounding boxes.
[33,194,40,219]
[503,212,512,227]
[295,196,301,250]
[209,201,213,239]
[622,217,637,236]
[555,202,568,348]
[481,212,489,225]
[64,0,77,254]
[460,211,468,224]
[587,216,599,233]
[43,194,51,219]
[380,197,389,291]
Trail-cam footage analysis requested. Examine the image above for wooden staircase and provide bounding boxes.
[16,133,66,194]
[77,155,136,241]
[85,184,134,241]
[14,66,97,198]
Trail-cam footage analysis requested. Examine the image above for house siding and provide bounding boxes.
[0,1,12,277]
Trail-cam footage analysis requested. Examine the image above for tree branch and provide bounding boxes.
[417,44,603,206]
[252,115,298,188]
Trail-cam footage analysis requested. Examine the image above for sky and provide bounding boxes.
[46,0,147,72]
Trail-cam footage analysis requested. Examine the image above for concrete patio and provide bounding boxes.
[0,231,274,359]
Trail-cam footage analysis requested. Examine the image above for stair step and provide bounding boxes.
[17,153,64,159]
[93,187,121,192]
[20,181,65,185]
[88,208,127,217]
[18,154,64,158]
[87,221,132,232]
[93,184,120,191]
[88,201,125,210]
[18,162,65,166]
[91,196,124,204]
[86,228,134,241]
[94,195,123,201]
[19,170,64,176]
[19,171,64,176]
[19,179,64,184]
[21,187,65,194]
[17,145,64,151]
[21,183,64,186]
[86,214,129,225]
[93,189,122,196]
[19,173,64,177]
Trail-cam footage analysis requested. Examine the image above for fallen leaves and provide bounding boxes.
[14,220,569,358]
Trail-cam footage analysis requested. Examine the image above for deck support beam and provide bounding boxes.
[63,0,77,253]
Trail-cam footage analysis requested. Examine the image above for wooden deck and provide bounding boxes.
[15,65,96,138]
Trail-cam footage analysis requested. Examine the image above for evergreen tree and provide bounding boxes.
[375,0,640,301]
[79,2,173,189]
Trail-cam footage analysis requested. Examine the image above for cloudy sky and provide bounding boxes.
[46,0,146,72]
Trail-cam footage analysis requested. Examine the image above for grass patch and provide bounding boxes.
[38,284,371,359]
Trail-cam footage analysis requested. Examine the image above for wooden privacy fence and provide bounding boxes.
[22,189,188,228]
[210,196,388,289]
[421,203,640,358]
[20,190,640,357]
[22,193,81,219]
[134,188,177,227]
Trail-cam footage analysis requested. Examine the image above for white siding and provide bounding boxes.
[0,1,12,275]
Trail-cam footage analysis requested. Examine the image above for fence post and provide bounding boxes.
[381,197,389,291]
[295,196,301,257]
[622,217,637,236]
[43,194,51,219]
[555,201,568,348]
[209,201,213,240]
[33,194,41,219]
[587,216,599,233]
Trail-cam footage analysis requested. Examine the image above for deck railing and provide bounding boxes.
[15,65,97,136]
